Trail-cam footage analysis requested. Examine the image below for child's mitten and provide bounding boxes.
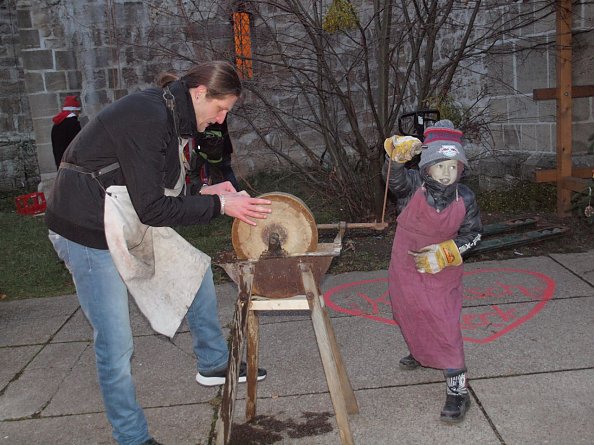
[409,239,462,274]
[383,135,423,163]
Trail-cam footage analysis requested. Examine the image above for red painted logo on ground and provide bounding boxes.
[323,268,555,344]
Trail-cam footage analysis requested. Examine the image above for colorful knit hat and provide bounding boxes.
[423,119,463,144]
[52,96,81,125]
[419,119,468,169]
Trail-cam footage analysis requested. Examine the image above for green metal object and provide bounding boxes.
[472,226,568,255]
[481,217,538,237]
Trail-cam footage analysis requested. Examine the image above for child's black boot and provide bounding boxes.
[398,354,420,370]
[440,370,470,423]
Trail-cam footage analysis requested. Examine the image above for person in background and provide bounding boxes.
[383,120,482,423]
[51,95,82,169]
[45,61,271,445]
[189,116,241,191]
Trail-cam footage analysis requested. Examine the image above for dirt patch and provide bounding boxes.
[229,412,334,444]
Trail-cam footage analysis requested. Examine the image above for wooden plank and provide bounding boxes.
[555,0,573,216]
[533,85,594,100]
[250,296,310,311]
[215,263,254,445]
[320,304,359,415]
[246,309,259,421]
[301,263,355,445]
[561,176,590,192]
[535,167,594,182]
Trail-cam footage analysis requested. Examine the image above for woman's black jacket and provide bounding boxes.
[45,80,221,250]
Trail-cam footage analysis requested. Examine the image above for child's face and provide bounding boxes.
[428,160,459,186]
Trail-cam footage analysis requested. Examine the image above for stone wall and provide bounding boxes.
[1,1,593,191]
[0,0,37,189]
[479,1,594,188]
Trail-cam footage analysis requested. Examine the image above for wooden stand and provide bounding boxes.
[532,0,594,216]
[215,262,359,445]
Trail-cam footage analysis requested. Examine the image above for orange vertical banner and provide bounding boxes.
[233,11,253,79]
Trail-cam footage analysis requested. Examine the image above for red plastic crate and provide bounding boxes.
[15,192,47,216]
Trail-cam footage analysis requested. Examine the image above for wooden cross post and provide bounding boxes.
[532,0,594,216]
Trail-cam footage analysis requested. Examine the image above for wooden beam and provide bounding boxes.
[555,0,573,216]
[535,166,594,183]
[533,85,594,101]
[561,176,590,193]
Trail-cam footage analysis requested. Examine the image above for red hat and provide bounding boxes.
[61,95,81,111]
[52,96,81,125]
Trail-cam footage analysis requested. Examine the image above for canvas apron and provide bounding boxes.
[388,188,466,369]
[103,138,210,338]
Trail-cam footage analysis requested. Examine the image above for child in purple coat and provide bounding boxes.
[383,121,482,423]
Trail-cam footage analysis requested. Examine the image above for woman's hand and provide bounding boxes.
[222,191,272,226]
[200,181,236,195]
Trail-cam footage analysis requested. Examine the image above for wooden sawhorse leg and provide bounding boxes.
[215,263,254,445]
[300,262,358,445]
[216,262,359,445]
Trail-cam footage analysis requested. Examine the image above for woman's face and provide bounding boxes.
[192,87,238,132]
[428,159,459,186]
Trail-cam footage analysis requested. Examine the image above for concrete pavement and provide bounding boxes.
[1,250,594,444]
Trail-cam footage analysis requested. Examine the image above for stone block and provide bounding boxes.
[477,155,520,178]
[484,45,515,95]
[520,152,556,180]
[533,7,556,34]
[519,124,538,151]
[114,89,128,100]
[16,113,34,134]
[535,123,553,153]
[21,49,53,70]
[122,67,139,86]
[0,97,20,120]
[16,9,32,28]
[536,100,556,123]
[490,125,505,149]
[55,51,77,71]
[18,29,40,49]
[36,142,56,175]
[24,71,44,92]
[508,96,537,123]
[107,68,118,88]
[27,93,59,119]
[92,46,113,67]
[503,125,521,149]
[573,123,594,154]
[44,71,67,91]
[66,70,82,90]
[31,118,53,146]
[516,38,549,94]
[572,97,591,122]
[88,69,107,89]
[0,117,13,136]
[583,2,594,28]
[83,89,109,110]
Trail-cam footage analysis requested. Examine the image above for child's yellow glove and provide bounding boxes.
[384,135,423,163]
[409,239,462,274]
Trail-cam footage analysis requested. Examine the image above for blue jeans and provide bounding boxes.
[49,231,229,445]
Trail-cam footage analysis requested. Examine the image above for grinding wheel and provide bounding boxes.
[232,192,318,260]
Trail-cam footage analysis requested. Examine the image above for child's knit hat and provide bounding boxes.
[419,120,468,169]
[423,119,463,144]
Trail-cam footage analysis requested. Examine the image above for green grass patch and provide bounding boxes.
[0,212,76,300]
